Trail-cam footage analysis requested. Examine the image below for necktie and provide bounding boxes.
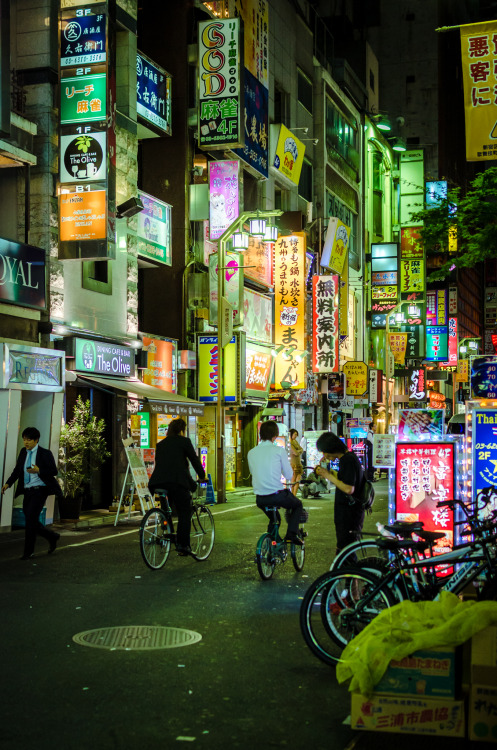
[25,451,32,485]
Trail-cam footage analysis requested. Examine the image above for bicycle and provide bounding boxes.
[256,505,308,580]
[140,492,215,569]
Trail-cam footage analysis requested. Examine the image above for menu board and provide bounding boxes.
[398,409,445,440]
[471,355,497,399]
[373,434,396,468]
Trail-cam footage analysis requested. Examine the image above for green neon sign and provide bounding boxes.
[61,74,107,125]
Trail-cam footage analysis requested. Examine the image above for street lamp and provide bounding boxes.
[216,208,283,504]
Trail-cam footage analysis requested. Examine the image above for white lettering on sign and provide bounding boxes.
[0,254,39,289]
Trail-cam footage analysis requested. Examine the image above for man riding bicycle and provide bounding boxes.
[248,421,303,546]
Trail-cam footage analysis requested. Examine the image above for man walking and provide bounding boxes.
[1,427,61,560]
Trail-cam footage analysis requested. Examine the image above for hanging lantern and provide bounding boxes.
[231,231,249,250]
[263,224,278,242]
[249,217,267,237]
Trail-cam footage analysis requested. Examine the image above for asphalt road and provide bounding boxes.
[0,486,473,750]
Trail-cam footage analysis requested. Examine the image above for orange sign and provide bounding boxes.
[342,361,368,396]
[388,332,408,365]
[142,337,175,391]
[59,189,106,242]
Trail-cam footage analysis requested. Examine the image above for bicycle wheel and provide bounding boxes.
[140,508,171,570]
[291,528,306,572]
[256,533,276,580]
[320,568,397,650]
[330,538,391,572]
[300,568,396,666]
[190,504,215,561]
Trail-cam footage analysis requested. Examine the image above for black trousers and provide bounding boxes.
[22,487,59,556]
[160,484,193,548]
[256,488,302,536]
[334,499,365,555]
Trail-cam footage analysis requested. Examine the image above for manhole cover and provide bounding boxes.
[72,625,202,650]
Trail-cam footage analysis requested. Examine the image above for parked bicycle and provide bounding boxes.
[140,493,215,569]
[256,505,308,580]
[300,493,497,665]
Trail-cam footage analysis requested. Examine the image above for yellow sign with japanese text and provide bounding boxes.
[342,361,368,396]
[321,217,350,275]
[272,125,305,185]
[388,333,408,365]
[460,20,497,161]
[274,233,306,389]
[456,358,469,383]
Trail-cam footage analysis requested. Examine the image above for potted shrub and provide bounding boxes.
[58,395,111,519]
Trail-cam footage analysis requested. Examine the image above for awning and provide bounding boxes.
[76,374,205,416]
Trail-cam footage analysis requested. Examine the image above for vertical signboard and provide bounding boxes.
[197,334,238,403]
[198,17,243,150]
[472,409,497,517]
[395,442,455,552]
[342,361,368,396]
[460,20,497,161]
[274,233,306,389]
[426,326,449,361]
[141,336,176,392]
[233,69,269,179]
[312,275,339,373]
[209,250,243,327]
[370,242,399,328]
[242,236,272,287]
[136,51,172,135]
[470,355,497,398]
[137,190,172,265]
[208,160,239,240]
[321,218,350,274]
[270,124,305,185]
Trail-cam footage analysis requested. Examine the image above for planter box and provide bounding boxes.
[374,648,456,698]
[350,692,465,737]
[12,508,46,529]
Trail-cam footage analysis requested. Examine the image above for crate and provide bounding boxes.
[374,648,456,698]
[350,692,465,737]
[12,507,46,529]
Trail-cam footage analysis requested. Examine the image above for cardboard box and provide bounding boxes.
[374,648,456,698]
[471,626,497,686]
[351,692,465,737]
[468,684,497,743]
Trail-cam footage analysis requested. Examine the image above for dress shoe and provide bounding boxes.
[48,533,60,554]
[176,545,192,556]
[284,533,304,546]
[20,554,34,560]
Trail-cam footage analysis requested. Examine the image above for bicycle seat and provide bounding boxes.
[377,537,430,553]
[418,530,446,543]
[386,521,424,534]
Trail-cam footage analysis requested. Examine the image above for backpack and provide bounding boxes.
[355,477,375,515]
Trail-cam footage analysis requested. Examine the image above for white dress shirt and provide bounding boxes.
[24,445,45,488]
[247,440,294,496]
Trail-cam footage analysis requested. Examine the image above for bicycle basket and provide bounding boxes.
[285,508,309,524]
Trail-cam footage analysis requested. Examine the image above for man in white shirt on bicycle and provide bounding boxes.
[248,420,303,545]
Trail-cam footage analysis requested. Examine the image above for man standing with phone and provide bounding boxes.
[1,427,62,560]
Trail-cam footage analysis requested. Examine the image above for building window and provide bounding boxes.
[82,261,112,295]
[299,158,313,203]
[372,149,384,238]
[297,68,313,115]
[274,83,289,123]
[325,96,358,172]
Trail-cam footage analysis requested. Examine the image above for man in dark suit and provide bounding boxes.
[148,417,206,555]
[1,427,62,560]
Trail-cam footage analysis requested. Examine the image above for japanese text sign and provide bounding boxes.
[472,409,497,516]
[141,336,176,392]
[395,442,455,551]
[342,361,368,396]
[426,326,448,361]
[242,288,272,344]
[400,257,425,294]
[321,217,350,274]
[233,70,268,178]
[60,73,107,125]
[137,190,172,265]
[61,12,106,67]
[400,227,423,258]
[243,235,272,287]
[460,20,497,161]
[471,355,497,398]
[136,52,172,136]
[272,124,305,185]
[208,160,239,240]
[229,0,269,88]
[408,368,426,401]
[59,187,106,242]
[244,346,273,396]
[440,317,458,370]
[209,250,243,327]
[274,233,306,389]
[373,434,396,468]
[198,18,243,149]
[197,335,237,402]
[388,333,408,365]
[312,275,339,374]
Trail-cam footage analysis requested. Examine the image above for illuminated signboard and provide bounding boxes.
[198,18,243,150]
[242,288,272,344]
[312,274,339,374]
[470,355,497,399]
[271,124,305,185]
[426,325,448,361]
[136,52,172,135]
[197,334,237,402]
[400,257,425,294]
[398,409,445,440]
[234,70,269,178]
[0,238,46,310]
[59,187,107,242]
[370,243,398,328]
[208,250,243,327]
[243,235,272,287]
[60,73,107,125]
[60,129,107,183]
[74,338,133,377]
[342,361,368,396]
[137,190,172,265]
[141,336,177,392]
[274,233,306,389]
[60,12,106,67]
[472,408,497,518]
[395,442,454,552]
[321,217,350,274]
[407,368,426,402]
[244,345,273,398]
[208,160,239,240]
